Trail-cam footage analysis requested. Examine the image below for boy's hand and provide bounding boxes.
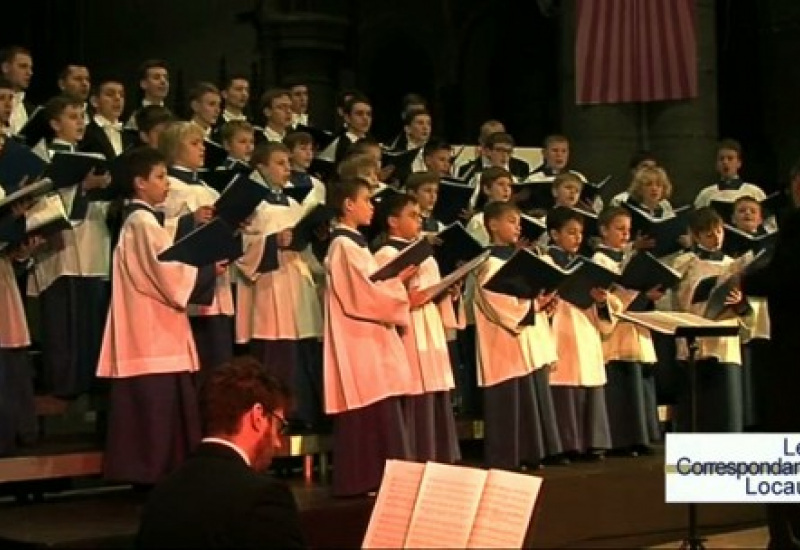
[678,233,693,249]
[459,207,474,221]
[82,170,112,191]
[724,287,744,305]
[379,165,395,182]
[590,287,609,303]
[193,205,215,224]
[277,229,293,248]
[447,280,463,297]
[645,285,665,302]
[408,288,431,309]
[11,198,34,218]
[633,232,656,250]
[516,237,531,250]
[424,233,442,246]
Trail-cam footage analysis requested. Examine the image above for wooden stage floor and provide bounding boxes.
[0,445,765,549]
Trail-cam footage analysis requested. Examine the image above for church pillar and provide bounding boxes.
[256,6,349,130]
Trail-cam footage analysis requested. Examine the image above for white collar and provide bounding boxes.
[201,437,251,466]
[93,113,122,129]
[223,109,247,122]
[264,125,286,141]
[142,98,164,108]
[13,90,25,102]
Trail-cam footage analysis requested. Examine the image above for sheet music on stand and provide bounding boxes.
[615,311,740,338]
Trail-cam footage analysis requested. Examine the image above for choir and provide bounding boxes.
[0,49,780,498]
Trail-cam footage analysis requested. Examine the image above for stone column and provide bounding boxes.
[259,8,349,130]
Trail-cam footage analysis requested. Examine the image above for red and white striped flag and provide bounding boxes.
[575,0,698,105]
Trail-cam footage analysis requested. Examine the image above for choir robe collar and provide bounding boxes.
[94,113,122,131]
[190,119,212,139]
[263,125,286,143]
[124,199,165,226]
[548,245,577,268]
[533,164,564,178]
[289,170,313,188]
[595,245,624,263]
[489,244,516,260]
[752,224,769,237]
[384,236,412,251]
[222,109,247,123]
[626,196,664,218]
[693,245,725,261]
[49,139,76,153]
[331,224,368,248]
[168,165,201,184]
[717,177,744,192]
[250,170,289,206]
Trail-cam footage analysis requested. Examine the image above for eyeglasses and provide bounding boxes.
[267,409,290,436]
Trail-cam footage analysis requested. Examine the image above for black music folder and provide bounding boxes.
[157,217,243,267]
[619,251,682,292]
[288,204,335,252]
[722,224,778,258]
[213,174,269,228]
[483,248,578,299]
[557,256,620,309]
[0,138,48,192]
[432,221,486,278]
[624,203,692,257]
[433,177,474,226]
[369,238,434,282]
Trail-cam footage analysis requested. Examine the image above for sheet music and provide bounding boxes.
[420,249,490,299]
[466,470,542,548]
[25,194,68,232]
[362,460,426,549]
[616,310,738,334]
[404,462,488,549]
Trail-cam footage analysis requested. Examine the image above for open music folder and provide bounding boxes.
[362,460,542,549]
[615,311,740,337]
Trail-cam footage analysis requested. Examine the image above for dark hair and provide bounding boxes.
[135,105,175,134]
[717,138,742,157]
[547,206,585,233]
[220,120,254,145]
[423,137,451,158]
[0,45,31,65]
[732,195,762,212]
[483,200,520,226]
[480,166,512,190]
[188,81,220,103]
[114,146,167,199]
[598,206,631,229]
[198,356,290,437]
[402,107,430,126]
[379,192,417,234]
[329,178,371,217]
[259,87,290,111]
[250,141,289,167]
[221,74,249,91]
[688,207,723,234]
[90,76,124,97]
[485,132,515,149]
[629,150,658,170]
[44,94,83,122]
[401,93,427,110]
[405,171,439,192]
[137,59,169,81]
[57,64,88,82]
[343,94,371,115]
[336,88,361,110]
[282,78,307,91]
[283,130,312,151]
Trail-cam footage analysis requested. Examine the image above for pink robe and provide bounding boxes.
[235,191,321,343]
[323,226,414,413]
[0,256,30,348]
[473,255,559,387]
[592,251,657,364]
[374,246,461,393]
[96,206,200,378]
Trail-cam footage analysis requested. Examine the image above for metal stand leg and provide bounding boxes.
[681,337,706,550]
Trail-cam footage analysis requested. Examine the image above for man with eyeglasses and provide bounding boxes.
[137,357,306,549]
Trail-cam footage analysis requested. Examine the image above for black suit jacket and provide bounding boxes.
[80,121,137,161]
[136,442,306,549]
[742,206,800,432]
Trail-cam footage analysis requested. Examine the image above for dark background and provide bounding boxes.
[4,0,799,199]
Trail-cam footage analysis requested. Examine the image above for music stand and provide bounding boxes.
[616,311,740,550]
